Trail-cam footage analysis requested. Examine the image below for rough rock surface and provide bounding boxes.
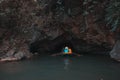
[110,40,120,61]
[0,0,118,61]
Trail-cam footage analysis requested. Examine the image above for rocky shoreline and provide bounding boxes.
[0,50,32,62]
[0,55,32,62]
[0,57,18,62]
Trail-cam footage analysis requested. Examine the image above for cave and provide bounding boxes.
[29,32,110,56]
[29,33,75,55]
[30,40,74,54]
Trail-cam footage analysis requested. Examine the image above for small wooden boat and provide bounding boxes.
[51,52,81,57]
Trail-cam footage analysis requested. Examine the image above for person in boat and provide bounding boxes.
[52,46,80,56]
[63,46,72,55]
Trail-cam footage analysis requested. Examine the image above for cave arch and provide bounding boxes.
[29,33,75,54]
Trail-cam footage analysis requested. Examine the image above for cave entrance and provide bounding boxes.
[29,32,76,55]
[30,40,74,54]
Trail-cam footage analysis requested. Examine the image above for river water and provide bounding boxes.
[0,55,120,80]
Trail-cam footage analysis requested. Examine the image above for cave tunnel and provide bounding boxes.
[29,32,78,55]
[29,36,110,56]
[29,39,75,55]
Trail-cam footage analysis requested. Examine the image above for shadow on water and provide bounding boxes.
[0,54,120,80]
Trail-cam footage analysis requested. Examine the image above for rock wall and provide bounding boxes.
[110,40,120,61]
[0,0,118,61]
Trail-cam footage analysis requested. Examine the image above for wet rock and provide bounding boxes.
[0,43,32,62]
[110,40,120,61]
[6,48,15,57]
[0,51,31,62]
[14,51,25,60]
[0,57,17,62]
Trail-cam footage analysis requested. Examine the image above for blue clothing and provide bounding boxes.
[64,49,69,53]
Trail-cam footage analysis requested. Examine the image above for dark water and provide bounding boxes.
[0,55,120,80]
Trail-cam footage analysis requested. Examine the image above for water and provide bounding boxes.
[0,55,120,80]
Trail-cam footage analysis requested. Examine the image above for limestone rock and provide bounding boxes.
[0,57,17,62]
[110,40,120,61]
[14,51,25,60]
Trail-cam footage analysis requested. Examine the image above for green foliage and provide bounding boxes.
[105,0,120,32]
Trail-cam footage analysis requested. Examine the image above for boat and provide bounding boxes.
[51,52,80,57]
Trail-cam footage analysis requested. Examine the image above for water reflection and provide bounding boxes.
[0,61,27,74]
[63,58,71,70]
[0,56,120,80]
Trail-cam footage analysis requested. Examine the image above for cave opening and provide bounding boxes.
[29,39,75,55]
[29,32,77,55]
